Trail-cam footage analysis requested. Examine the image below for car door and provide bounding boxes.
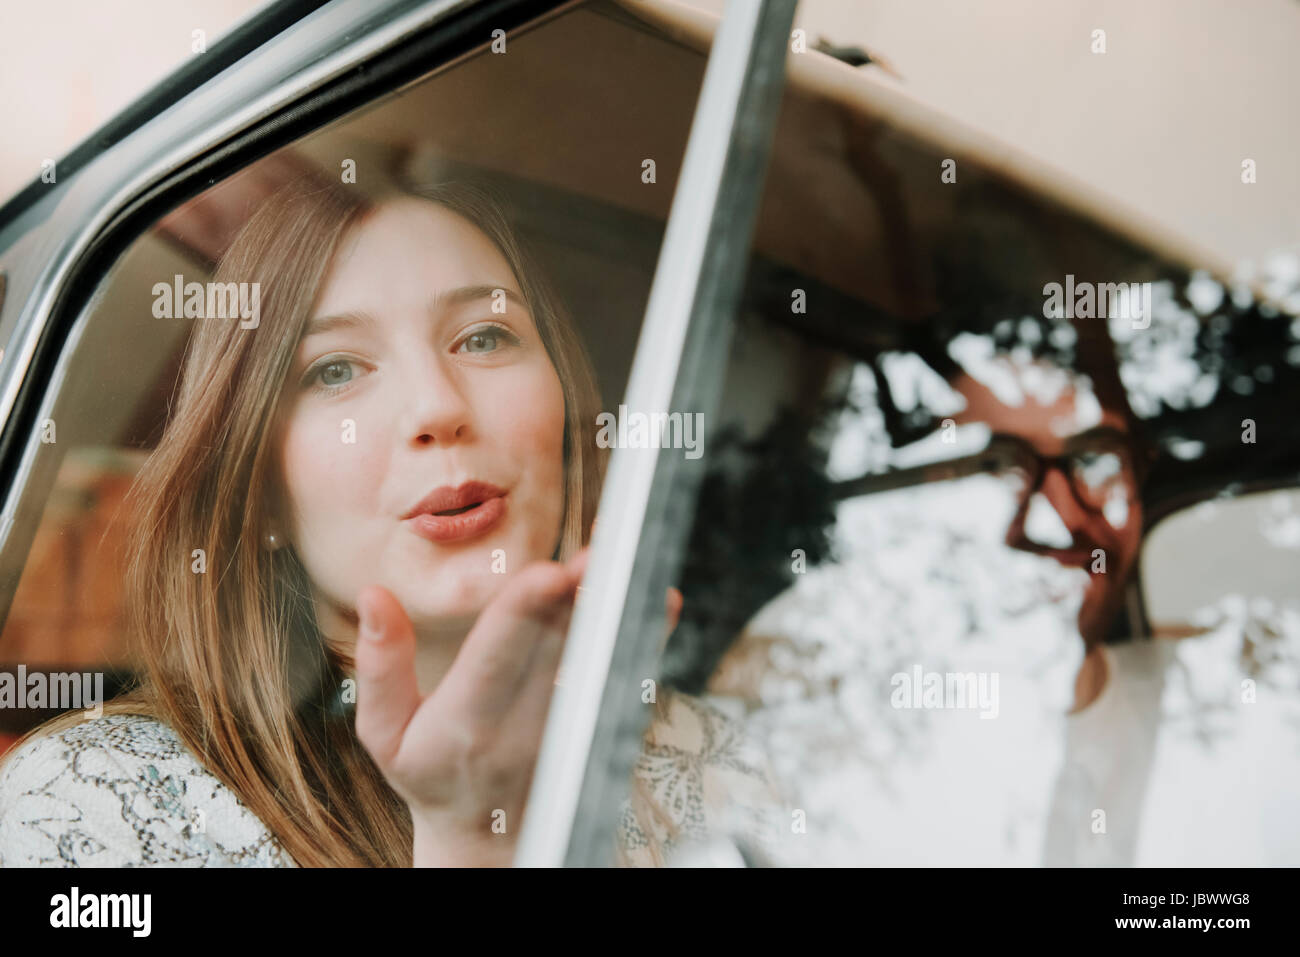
[0,0,741,866]
[5,0,1295,869]
[525,1,1300,867]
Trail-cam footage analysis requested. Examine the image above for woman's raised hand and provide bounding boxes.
[352,548,589,867]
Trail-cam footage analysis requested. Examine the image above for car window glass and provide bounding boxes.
[612,56,1300,864]
[0,0,708,866]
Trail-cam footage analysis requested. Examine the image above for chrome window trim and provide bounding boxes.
[517,0,796,867]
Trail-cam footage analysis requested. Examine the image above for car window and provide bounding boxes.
[665,271,1300,867]
[570,35,1300,864]
[0,0,708,830]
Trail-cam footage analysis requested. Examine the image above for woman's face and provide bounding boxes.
[952,360,1143,647]
[273,197,567,632]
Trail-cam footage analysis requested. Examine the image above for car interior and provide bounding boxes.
[2,0,1297,803]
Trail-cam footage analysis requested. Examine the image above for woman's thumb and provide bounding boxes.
[352,584,422,768]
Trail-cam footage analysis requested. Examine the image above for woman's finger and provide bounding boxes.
[654,586,684,656]
[567,546,591,580]
[501,596,576,733]
[353,584,423,768]
[502,548,590,718]
[530,547,588,681]
[441,560,582,721]
[665,586,683,634]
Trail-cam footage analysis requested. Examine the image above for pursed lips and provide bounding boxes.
[400,480,507,519]
[401,480,509,544]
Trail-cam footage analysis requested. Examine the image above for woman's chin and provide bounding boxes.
[391,574,500,630]
[406,608,483,640]
[399,592,490,630]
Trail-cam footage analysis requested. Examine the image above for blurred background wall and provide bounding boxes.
[694,0,1300,269]
[0,0,268,200]
[1,0,1297,265]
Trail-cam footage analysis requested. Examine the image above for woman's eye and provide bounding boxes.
[304,358,359,394]
[456,325,519,355]
[319,360,353,385]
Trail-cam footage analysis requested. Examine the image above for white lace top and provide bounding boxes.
[0,692,785,867]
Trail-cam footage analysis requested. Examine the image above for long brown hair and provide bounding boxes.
[7,177,626,866]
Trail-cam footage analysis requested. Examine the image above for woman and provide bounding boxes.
[0,177,780,867]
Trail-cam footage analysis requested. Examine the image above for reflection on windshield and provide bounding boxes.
[671,258,1300,865]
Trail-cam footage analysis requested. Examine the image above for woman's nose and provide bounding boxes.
[398,354,472,448]
[1037,465,1090,532]
[1007,465,1090,552]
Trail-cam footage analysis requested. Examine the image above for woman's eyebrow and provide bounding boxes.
[431,284,527,312]
[302,285,526,340]
[302,310,378,339]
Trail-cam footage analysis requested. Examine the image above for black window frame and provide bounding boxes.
[516,0,797,867]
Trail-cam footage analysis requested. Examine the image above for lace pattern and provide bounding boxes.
[0,714,295,867]
[0,693,783,867]
[616,690,786,866]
